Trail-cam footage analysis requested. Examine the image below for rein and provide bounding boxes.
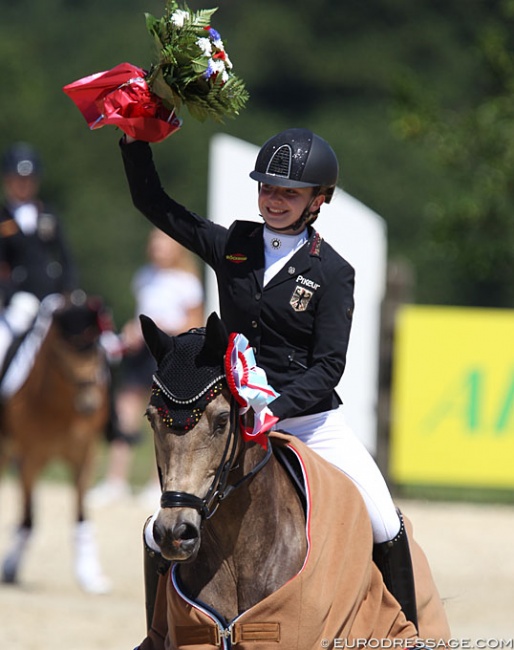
[160,398,273,520]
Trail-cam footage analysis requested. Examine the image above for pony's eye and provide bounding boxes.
[213,412,230,434]
[145,407,157,426]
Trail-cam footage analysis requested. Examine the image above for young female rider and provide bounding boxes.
[120,127,418,628]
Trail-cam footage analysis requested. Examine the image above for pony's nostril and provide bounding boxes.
[153,521,164,546]
[174,522,199,541]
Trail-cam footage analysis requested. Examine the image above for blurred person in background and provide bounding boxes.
[0,142,79,378]
[88,227,204,508]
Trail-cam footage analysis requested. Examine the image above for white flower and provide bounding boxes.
[213,38,225,50]
[170,9,189,27]
[196,37,212,56]
[210,59,226,75]
[221,69,229,83]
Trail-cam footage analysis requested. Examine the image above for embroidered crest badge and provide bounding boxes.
[225,253,247,264]
[290,286,313,312]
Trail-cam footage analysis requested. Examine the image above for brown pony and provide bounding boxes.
[0,292,112,593]
[135,314,451,650]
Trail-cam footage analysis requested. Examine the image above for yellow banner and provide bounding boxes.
[390,306,514,488]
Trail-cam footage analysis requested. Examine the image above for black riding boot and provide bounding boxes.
[372,511,418,630]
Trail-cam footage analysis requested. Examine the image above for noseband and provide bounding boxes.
[160,397,273,520]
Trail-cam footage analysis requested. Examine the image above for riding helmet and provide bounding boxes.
[249,128,339,203]
[1,142,41,178]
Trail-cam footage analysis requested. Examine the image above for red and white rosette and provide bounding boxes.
[224,332,279,447]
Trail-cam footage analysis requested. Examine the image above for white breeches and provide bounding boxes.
[0,291,39,398]
[276,407,400,544]
[0,292,40,392]
[0,291,40,363]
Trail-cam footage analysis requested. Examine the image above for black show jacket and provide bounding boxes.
[121,140,355,421]
[0,202,78,303]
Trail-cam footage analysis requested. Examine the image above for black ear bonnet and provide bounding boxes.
[140,313,228,431]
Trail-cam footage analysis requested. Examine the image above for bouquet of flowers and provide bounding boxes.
[63,1,249,142]
[145,2,248,122]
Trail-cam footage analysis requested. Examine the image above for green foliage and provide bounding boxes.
[392,8,514,307]
[1,0,512,322]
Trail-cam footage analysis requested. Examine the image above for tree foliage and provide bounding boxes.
[0,0,511,323]
[393,2,514,306]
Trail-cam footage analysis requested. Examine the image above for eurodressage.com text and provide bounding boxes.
[321,639,514,649]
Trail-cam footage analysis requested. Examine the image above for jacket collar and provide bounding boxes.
[263,228,322,290]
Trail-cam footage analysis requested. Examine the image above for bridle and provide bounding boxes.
[159,396,273,521]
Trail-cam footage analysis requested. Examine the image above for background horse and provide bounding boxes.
[0,292,112,594]
[135,314,451,650]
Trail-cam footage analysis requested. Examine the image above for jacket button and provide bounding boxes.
[255,292,261,300]
[251,320,258,328]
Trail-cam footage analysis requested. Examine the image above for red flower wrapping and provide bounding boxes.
[63,62,182,143]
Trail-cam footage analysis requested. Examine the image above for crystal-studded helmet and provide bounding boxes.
[249,128,339,203]
[1,142,41,178]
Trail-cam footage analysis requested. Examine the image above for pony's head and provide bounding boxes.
[141,312,238,562]
[53,292,112,352]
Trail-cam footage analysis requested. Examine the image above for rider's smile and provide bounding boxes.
[258,184,324,235]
